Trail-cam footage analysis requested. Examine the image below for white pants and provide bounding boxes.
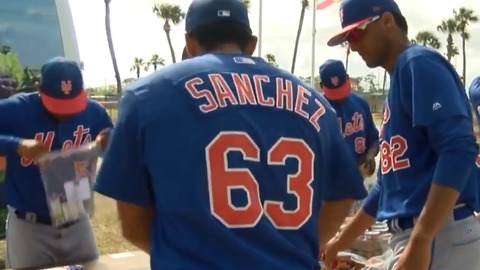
[5,206,99,269]
[385,215,480,270]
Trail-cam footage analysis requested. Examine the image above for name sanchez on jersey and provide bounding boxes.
[185,73,326,131]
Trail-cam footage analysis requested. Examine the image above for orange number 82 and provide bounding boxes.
[206,132,314,230]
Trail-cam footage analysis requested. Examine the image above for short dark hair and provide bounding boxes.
[391,12,408,34]
[188,21,252,52]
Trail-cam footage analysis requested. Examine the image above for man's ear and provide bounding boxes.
[245,35,258,56]
[185,33,197,58]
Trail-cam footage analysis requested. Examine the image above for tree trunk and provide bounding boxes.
[345,47,350,73]
[136,68,140,79]
[164,22,177,64]
[382,69,387,96]
[104,0,122,96]
[291,6,307,74]
[462,35,466,85]
[446,34,453,63]
[154,64,157,71]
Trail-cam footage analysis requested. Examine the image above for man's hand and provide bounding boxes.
[359,156,376,177]
[393,240,432,270]
[17,139,49,159]
[95,128,112,152]
[321,236,347,268]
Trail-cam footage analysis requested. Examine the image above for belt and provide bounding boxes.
[14,210,79,229]
[387,205,473,234]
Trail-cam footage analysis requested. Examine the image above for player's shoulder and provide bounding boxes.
[397,45,450,72]
[122,55,215,99]
[0,92,39,107]
[349,93,370,107]
[85,98,109,113]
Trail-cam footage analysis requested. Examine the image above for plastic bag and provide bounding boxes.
[38,142,102,227]
[360,249,393,270]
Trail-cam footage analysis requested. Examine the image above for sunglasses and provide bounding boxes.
[345,16,380,43]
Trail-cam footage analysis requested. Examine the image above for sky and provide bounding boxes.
[69,0,480,89]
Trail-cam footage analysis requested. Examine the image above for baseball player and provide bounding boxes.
[321,0,480,269]
[319,59,379,178]
[94,0,367,269]
[0,57,113,269]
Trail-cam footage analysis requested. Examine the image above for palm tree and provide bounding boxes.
[381,69,388,96]
[240,0,250,9]
[265,53,278,67]
[453,7,478,84]
[130,58,146,79]
[153,4,185,64]
[340,42,351,73]
[104,0,122,95]
[148,54,165,71]
[291,0,309,74]
[437,18,458,63]
[363,73,377,92]
[411,31,441,49]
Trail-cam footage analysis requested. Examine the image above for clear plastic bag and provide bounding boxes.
[360,249,393,270]
[38,142,102,227]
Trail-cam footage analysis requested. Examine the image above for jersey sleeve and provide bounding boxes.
[0,98,21,155]
[323,112,368,201]
[399,56,469,127]
[94,91,153,207]
[428,116,477,191]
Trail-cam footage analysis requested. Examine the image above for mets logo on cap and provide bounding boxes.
[61,80,72,95]
[331,76,339,86]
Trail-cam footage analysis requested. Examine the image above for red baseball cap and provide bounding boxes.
[319,59,351,100]
[39,57,87,115]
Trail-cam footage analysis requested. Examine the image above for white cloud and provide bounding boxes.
[69,0,480,88]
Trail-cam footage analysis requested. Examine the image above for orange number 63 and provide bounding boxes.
[206,131,314,230]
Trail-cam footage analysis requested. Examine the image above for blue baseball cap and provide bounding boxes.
[39,57,87,115]
[319,59,351,100]
[185,0,250,33]
[327,0,402,46]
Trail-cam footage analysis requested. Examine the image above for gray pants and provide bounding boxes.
[5,206,99,269]
[386,213,480,270]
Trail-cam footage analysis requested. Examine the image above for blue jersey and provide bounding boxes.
[0,93,113,218]
[95,53,367,270]
[326,93,379,163]
[375,45,478,220]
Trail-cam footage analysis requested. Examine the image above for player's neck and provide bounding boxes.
[202,44,243,55]
[382,39,410,74]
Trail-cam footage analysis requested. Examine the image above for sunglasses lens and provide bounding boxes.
[347,29,363,43]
